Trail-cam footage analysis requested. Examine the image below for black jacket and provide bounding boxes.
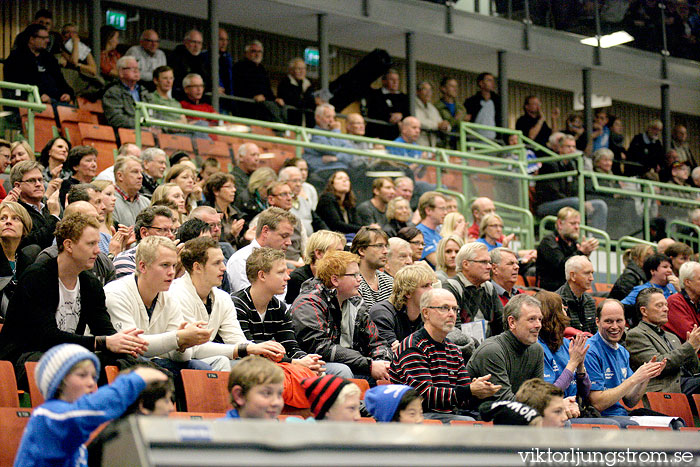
[286,264,313,305]
[4,46,73,100]
[463,92,502,127]
[609,262,646,301]
[536,231,584,292]
[18,199,59,250]
[369,299,422,346]
[315,192,362,234]
[169,44,210,98]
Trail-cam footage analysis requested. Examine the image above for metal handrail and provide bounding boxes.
[668,220,700,252]
[0,81,47,151]
[616,236,657,274]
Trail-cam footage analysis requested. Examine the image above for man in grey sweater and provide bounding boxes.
[466,294,544,401]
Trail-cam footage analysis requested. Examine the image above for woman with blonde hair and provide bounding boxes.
[435,234,465,283]
[286,230,346,304]
[476,213,505,251]
[242,166,277,221]
[165,163,198,214]
[0,201,34,317]
[91,180,119,254]
[9,141,35,167]
[383,196,413,238]
[151,183,187,224]
[609,244,655,300]
[440,211,467,241]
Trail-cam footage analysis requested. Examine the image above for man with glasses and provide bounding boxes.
[416,191,447,267]
[114,206,176,279]
[103,56,151,129]
[390,288,501,422]
[170,30,209,99]
[5,23,73,105]
[140,148,168,198]
[126,29,167,88]
[291,250,392,380]
[279,166,327,237]
[266,181,306,268]
[351,227,394,309]
[113,156,150,227]
[443,242,504,338]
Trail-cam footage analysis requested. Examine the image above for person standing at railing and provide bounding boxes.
[125,30,167,92]
[435,77,468,150]
[231,40,285,123]
[277,58,318,127]
[415,81,449,148]
[463,72,501,140]
[515,95,559,148]
[103,56,151,130]
[170,30,210,101]
[365,69,410,141]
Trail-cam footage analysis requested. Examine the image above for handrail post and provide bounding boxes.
[578,155,586,227]
[27,109,36,152]
[135,113,142,149]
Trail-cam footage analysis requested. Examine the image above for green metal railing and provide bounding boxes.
[0,81,47,151]
[616,236,657,273]
[669,220,700,252]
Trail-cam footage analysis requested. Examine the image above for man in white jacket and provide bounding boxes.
[169,236,286,367]
[105,236,229,372]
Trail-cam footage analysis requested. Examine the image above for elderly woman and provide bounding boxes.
[435,234,465,283]
[9,141,34,167]
[440,211,467,241]
[397,226,425,263]
[0,202,35,318]
[316,170,362,235]
[609,244,655,301]
[382,196,413,238]
[286,230,346,304]
[59,145,98,206]
[203,172,245,245]
[151,183,187,224]
[39,136,71,183]
[476,213,505,251]
[165,163,198,215]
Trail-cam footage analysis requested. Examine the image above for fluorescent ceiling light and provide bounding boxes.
[580,31,634,48]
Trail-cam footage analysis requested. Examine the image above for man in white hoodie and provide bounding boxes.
[169,236,286,367]
[104,236,229,372]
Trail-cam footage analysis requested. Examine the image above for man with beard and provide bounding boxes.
[351,227,394,309]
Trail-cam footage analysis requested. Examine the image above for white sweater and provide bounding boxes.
[168,272,250,360]
[104,275,190,360]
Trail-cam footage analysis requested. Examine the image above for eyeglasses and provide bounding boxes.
[207,222,222,229]
[409,241,425,246]
[469,260,492,265]
[367,243,388,250]
[271,191,293,198]
[426,305,460,313]
[342,273,362,279]
[147,226,175,235]
[20,177,44,185]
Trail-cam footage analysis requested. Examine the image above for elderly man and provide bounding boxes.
[444,242,504,338]
[365,69,410,141]
[556,256,597,334]
[385,237,413,277]
[179,73,215,117]
[536,207,598,291]
[264,181,306,267]
[125,29,167,88]
[356,177,395,227]
[279,166,326,237]
[672,124,696,168]
[467,294,545,401]
[627,120,664,177]
[626,288,700,395]
[303,103,356,188]
[391,288,501,422]
[170,29,209,98]
[103,56,150,129]
[140,148,167,197]
[201,28,234,100]
[350,227,394,309]
[277,57,316,126]
[386,116,426,161]
[665,261,700,349]
[584,299,666,425]
[622,253,678,326]
[415,191,446,266]
[232,143,260,212]
[95,143,141,182]
[232,40,284,121]
[464,72,501,139]
[490,247,522,306]
[415,81,449,147]
[515,95,559,147]
[113,156,150,227]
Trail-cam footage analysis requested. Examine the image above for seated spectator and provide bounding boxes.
[365,69,409,141]
[370,263,434,352]
[9,141,35,168]
[59,146,98,206]
[584,299,666,426]
[8,160,61,250]
[515,95,559,147]
[151,183,187,225]
[390,288,501,422]
[95,144,141,183]
[591,109,610,152]
[0,140,10,196]
[14,9,62,55]
[100,26,121,81]
[5,24,73,105]
[105,236,226,373]
[490,247,523,306]
[233,247,338,376]
[563,112,587,152]
[13,344,167,467]
[671,124,695,168]
[277,57,317,126]
[666,262,700,351]
[382,196,412,238]
[225,355,285,420]
[240,166,276,223]
[286,230,345,305]
[514,379,568,428]
[665,242,692,277]
[113,156,150,227]
[232,143,260,213]
[144,65,188,125]
[443,242,504,337]
[202,172,244,247]
[57,23,101,97]
[0,213,149,374]
[627,120,664,177]
[91,180,129,256]
[113,206,176,279]
[585,148,624,200]
[357,177,395,227]
[398,226,425,263]
[386,116,432,166]
[125,29,167,89]
[201,28,233,107]
[415,81,449,147]
[301,375,362,422]
[536,207,598,291]
[364,385,424,423]
[467,197,496,240]
[280,165,326,237]
[440,211,467,241]
[467,294,545,401]
[435,235,464,283]
[179,73,215,117]
[351,227,394,309]
[189,205,236,266]
[0,202,36,319]
[231,40,284,122]
[621,253,678,326]
[609,244,654,301]
[316,171,362,235]
[415,191,446,267]
[226,207,296,296]
[607,116,626,174]
[103,56,150,129]
[626,287,700,395]
[394,176,416,210]
[659,163,694,208]
[463,72,501,140]
[165,163,198,215]
[138,148,167,198]
[435,77,468,148]
[290,250,392,380]
[284,157,317,210]
[556,256,597,335]
[176,218,211,243]
[39,136,71,184]
[385,237,414,278]
[476,213,506,251]
[170,29,209,99]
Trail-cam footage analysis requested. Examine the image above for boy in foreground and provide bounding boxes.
[225,355,285,420]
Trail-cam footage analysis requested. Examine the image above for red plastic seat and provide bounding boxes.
[0,408,32,466]
[158,133,194,157]
[169,411,225,419]
[570,423,619,430]
[180,370,231,413]
[117,128,156,148]
[77,123,117,173]
[646,392,694,427]
[104,366,119,384]
[0,361,20,407]
[20,106,58,151]
[449,420,493,426]
[57,106,98,146]
[349,378,370,399]
[24,361,44,407]
[626,425,672,431]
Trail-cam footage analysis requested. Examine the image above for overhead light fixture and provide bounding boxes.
[580,31,634,48]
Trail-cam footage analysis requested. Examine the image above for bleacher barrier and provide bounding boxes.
[0,81,47,151]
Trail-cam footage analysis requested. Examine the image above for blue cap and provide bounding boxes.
[364,384,413,422]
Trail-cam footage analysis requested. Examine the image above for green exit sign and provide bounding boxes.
[304,47,319,67]
[106,10,127,30]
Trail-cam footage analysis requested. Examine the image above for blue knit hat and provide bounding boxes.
[364,384,413,422]
[35,344,101,400]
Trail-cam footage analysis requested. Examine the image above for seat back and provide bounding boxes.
[117,128,156,148]
[158,134,194,157]
[105,366,119,384]
[646,392,694,427]
[0,407,32,466]
[19,106,58,150]
[348,378,371,399]
[77,123,117,173]
[57,107,98,146]
[180,370,231,413]
[24,361,44,407]
[449,420,493,426]
[0,361,19,407]
[570,423,619,430]
[626,425,673,431]
[196,139,233,171]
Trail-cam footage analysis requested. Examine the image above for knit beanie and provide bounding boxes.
[35,343,101,400]
[301,375,352,420]
[478,400,540,426]
[364,384,413,422]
